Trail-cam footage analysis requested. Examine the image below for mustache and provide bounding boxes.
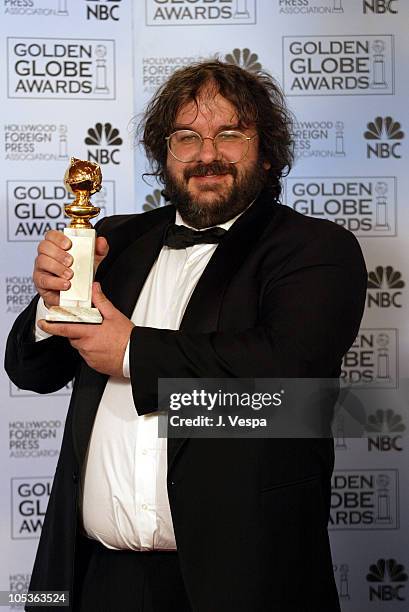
[184,161,237,180]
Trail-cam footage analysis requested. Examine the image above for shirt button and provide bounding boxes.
[142,504,148,510]
[142,449,147,455]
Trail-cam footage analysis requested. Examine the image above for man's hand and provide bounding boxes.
[37,283,134,378]
[34,229,109,308]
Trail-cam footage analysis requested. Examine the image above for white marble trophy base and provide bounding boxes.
[46,306,102,324]
[46,226,102,324]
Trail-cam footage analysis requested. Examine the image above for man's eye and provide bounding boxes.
[180,135,198,143]
[218,133,241,142]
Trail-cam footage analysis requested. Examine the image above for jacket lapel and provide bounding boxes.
[180,192,275,332]
[100,217,172,317]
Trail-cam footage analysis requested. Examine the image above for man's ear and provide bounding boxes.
[262,160,271,170]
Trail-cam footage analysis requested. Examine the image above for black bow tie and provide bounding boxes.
[163,224,227,249]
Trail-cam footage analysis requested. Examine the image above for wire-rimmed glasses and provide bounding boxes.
[165,129,257,164]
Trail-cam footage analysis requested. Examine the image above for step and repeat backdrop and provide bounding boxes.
[1,1,408,610]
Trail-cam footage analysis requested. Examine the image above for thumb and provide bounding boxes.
[92,282,116,319]
[94,237,109,272]
[96,236,109,258]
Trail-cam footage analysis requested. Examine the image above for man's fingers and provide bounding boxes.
[94,237,109,272]
[35,254,73,280]
[41,293,60,308]
[37,239,73,267]
[95,236,109,257]
[34,232,74,298]
[37,320,86,339]
[44,230,72,250]
[92,282,115,318]
[34,271,71,293]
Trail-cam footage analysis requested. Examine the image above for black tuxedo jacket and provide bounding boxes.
[5,192,367,612]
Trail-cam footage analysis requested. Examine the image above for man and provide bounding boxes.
[5,60,367,612]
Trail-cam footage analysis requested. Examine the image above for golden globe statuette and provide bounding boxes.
[46,158,103,324]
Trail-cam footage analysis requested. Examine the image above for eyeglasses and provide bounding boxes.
[165,129,257,164]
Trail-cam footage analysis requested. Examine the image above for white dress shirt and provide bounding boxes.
[35,208,244,550]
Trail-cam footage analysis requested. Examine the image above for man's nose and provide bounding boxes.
[199,137,220,163]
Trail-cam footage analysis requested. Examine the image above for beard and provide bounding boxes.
[163,159,267,229]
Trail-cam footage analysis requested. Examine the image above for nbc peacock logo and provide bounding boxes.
[367,558,408,601]
[224,48,262,73]
[366,409,405,452]
[365,116,404,159]
[367,266,404,308]
[366,409,405,434]
[143,189,169,212]
[84,122,122,165]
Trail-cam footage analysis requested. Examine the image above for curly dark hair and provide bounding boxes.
[140,59,294,201]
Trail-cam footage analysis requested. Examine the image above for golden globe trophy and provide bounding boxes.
[46,157,103,324]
